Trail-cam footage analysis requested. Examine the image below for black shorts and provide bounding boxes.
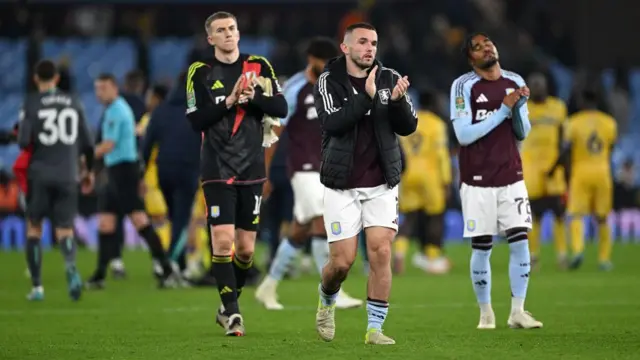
[530,196,564,218]
[26,179,77,228]
[202,182,263,231]
[98,162,145,214]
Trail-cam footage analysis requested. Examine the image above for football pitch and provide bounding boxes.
[1,243,639,360]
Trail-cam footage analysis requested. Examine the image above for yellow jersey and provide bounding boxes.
[400,110,452,187]
[565,110,617,176]
[521,96,567,197]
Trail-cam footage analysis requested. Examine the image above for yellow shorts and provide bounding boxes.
[399,176,446,215]
[567,175,612,218]
[144,163,167,217]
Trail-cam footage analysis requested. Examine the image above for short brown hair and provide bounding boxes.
[205,12,237,34]
[345,22,376,35]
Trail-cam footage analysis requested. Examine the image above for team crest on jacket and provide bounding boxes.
[378,89,391,104]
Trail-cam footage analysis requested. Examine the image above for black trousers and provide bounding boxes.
[261,165,293,261]
[157,164,200,270]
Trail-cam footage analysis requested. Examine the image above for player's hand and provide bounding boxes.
[365,65,378,99]
[262,180,273,200]
[80,173,95,195]
[502,90,522,108]
[225,76,245,108]
[391,76,410,101]
[238,85,255,104]
[520,86,530,98]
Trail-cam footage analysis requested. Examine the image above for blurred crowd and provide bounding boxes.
[0,0,639,244]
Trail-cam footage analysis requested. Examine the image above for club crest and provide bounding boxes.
[210,206,220,218]
[466,219,476,232]
[378,88,391,104]
[331,222,341,235]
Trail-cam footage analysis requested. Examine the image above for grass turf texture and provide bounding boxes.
[1,243,639,360]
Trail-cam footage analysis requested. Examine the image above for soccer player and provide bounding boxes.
[521,72,568,268]
[395,90,452,275]
[548,89,617,270]
[18,60,95,301]
[255,37,363,310]
[143,73,201,273]
[314,22,417,344]
[137,84,171,251]
[86,73,178,288]
[185,11,287,336]
[450,32,542,330]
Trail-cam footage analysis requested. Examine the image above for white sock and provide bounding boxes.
[511,297,525,313]
[311,236,329,275]
[479,303,493,314]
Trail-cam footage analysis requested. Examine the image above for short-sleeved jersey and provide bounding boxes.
[280,71,321,174]
[101,96,138,166]
[521,96,567,197]
[450,70,525,187]
[400,110,451,185]
[18,89,93,183]
[565,110,617,176]
[186,53,283,184]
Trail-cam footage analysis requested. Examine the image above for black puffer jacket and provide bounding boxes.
[313,56,417,189]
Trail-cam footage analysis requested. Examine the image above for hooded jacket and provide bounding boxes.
[314,56,417,189]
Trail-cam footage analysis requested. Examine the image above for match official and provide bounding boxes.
[185,11,287,336]
[313,22,417,345]
[87,73,178,288]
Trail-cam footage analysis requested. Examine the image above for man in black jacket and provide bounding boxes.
[313,22,417,345]
[185,11,287,337]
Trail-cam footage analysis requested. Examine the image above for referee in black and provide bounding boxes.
[87,73,178,289]
[186,11,287,336]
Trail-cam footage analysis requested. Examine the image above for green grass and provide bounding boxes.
[1,243,639,360]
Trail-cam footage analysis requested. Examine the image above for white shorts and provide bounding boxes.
[460,180,532,237]
[323,184,399,242]
[291,171,324,224]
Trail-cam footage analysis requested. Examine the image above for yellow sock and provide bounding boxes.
[529,220,541,257]
[553,219,567,258]
[394,236,409,257]
[157,222,171,251]
[424,244,441,259]
[597,222,612,263]
[569,217,585,254]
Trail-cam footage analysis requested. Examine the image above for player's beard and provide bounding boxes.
[478,57,498,70]
[352,54,372,70]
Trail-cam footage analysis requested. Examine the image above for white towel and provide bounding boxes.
[255,76,281,148]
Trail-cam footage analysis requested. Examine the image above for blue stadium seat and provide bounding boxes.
[240,37,275,58]
[79,92,104,131]
[42,39,137,92]
[0,144,20,172]
[601,68,614,93]
[0,93,23,130]
[0,39,27,92]
[149,38,192,84]
[629,68,640,97]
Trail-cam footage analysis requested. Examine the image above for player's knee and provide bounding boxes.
[506,227,529,244]
[235,230,256,260]
[471,235,493,250]
[211,225,235,254]
[129,211,150,229]
[55,227,74,240]
[98,213,117,233]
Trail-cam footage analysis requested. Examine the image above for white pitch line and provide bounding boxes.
[0,300,636,317]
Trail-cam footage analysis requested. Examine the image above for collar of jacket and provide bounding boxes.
[324,55,384,92]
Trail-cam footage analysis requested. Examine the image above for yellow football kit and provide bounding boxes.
[565,110,617,263]
[521,97,568,260]
[399,110,451,215]
[396,110,452,262]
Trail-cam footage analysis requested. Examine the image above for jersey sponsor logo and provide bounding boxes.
[215,96,225,104]
[330,221,341,235]
[210,205,220,218]
[475,109,499,121]
[506,88,515,95]
[378,88,391,105]
[476,94,488,103]
[455,96,465,110]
